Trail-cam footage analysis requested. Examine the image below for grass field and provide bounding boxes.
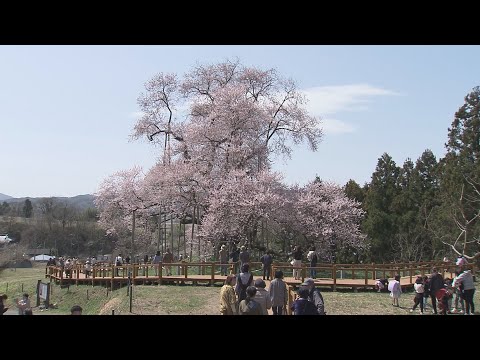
[1,264,478,315]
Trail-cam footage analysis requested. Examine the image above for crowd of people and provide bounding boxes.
[219,244,326,315]
[376,255,476,315]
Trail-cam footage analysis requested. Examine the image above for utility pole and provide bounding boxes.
[132,209,136,262]
[157,212,161,252]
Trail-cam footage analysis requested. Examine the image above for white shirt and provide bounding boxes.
[414,283,424,293]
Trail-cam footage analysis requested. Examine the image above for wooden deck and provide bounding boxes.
[45,260,470,291]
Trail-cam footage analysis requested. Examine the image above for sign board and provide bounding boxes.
[36,280,50,308]
[39,282,48,300]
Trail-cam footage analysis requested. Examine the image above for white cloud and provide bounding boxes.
[322,118,355,134]
[302,84,400,116]
[301,84,400,135]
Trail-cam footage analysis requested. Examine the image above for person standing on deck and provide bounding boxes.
[152,251,161,276]
[219,245,228,276]
[260,250,273,280]
[289,245,303,280]
[163,248,174,276]
[306,246,318,279]
[239,246,250,270]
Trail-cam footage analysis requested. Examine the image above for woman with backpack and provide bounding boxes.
[238,286,262,315]
[235,263,253,304]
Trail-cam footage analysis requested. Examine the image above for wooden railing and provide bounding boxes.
[45,260,475,290]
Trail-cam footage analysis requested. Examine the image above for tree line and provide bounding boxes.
[344,86,480,263]
[0,197,112,257]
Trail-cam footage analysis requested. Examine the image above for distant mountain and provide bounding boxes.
[0,193,13,201]
[3,194,96,210]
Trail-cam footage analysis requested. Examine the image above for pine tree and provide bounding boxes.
[435,87,480,259]
[363,153,400,261]
[23,198,33,218]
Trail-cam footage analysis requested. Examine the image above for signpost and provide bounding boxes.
[36,280,50,309]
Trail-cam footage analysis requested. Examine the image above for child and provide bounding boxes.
[423,275,430,312]
[410,276,424,314]
[375,278,389,292]
[388,275,402,307]
[451,270,465,314]
[444,278,454,313]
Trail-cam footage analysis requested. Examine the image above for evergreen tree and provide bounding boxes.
[363,153,400,261]
[0,201,10,216]
[23,198,33,218]
[344,179,365,204]
[435,87,480,259]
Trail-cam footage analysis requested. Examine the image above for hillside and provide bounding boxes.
[0,193,13,201]
[3,194,96,210]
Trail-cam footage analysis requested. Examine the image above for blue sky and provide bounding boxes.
[1,45,479,198]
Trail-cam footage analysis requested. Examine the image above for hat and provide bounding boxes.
[254,278,266,288]
[301,278,315,286]
[221,245,226,249]
[240,246,246,251]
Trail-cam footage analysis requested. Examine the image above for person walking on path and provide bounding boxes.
[388,275,402,307]
[220,274,238,315]
[238,286,262,315]
[269,270,288,315]
[253,278,272,315]
[15,293,31,315]
[291,287,318,315]
[453,268,475,315]
[302,278,325,315]
[235,263,253,304]
[0,294,8,315]
[451,270,465,314]
[410,276,425,314]
[429,268,445,314]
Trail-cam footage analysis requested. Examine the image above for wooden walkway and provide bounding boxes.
[45,260,472,291]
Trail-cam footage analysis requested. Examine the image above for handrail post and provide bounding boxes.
[76,265,79,286]
[333,264,337,291]
[159,263,163,285]
[211,262,215,285]
[365,265,368,285]
[110,264,114,292]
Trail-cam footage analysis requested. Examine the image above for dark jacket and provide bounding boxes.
[239,251,250,264]
[291,298,318,315]
[289,250,303,261]
[308,287,326,315]
[230,250,240,263]
[260,254,273,267]
[429,273,445,295]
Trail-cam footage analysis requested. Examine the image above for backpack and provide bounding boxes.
[242,299,259,314]
[237,273,253,301]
